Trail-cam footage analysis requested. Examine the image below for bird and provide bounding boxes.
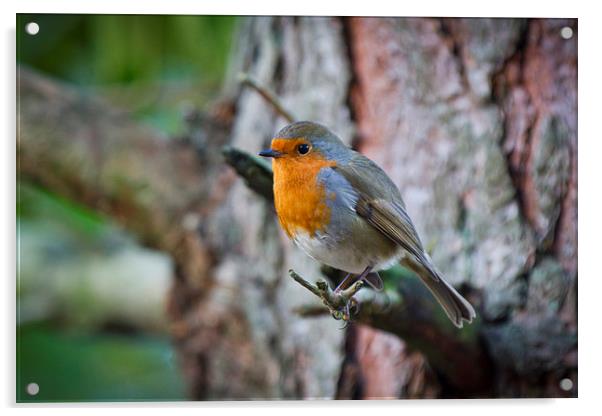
[258,121,476,328]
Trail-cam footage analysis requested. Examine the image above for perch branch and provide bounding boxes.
[238,73,296,123]
[289,269,364,321]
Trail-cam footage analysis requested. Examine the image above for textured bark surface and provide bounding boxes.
[350,17,532,319]
[212,17,355,399]
[18,16,577,400]
[345,17,576,398]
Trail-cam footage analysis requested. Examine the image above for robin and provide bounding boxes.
[259,121,475,328]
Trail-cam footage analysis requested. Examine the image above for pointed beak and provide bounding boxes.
[258,148,283,158]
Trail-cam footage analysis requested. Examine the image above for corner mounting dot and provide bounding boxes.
[25,22,40,35]
[559,378,573,392]
[560,26,573,40]
[26,382,39,396]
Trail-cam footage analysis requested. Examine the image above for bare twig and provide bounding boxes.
[238,73,296,123]
[289,269,363,321]
[292,304,330,317]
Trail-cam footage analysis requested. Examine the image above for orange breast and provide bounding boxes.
[272,153,336,238]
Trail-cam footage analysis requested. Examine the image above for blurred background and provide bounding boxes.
[17,14,238,401]
[17,15,577,401]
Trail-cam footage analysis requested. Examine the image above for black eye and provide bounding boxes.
[297,143,310,155]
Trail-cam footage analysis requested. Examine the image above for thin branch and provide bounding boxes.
[289,269,364,321]
[292,304,330,317]
[238,73,296,123]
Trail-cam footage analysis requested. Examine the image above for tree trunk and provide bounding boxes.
[345,17,577,398]
[18,16,577,399]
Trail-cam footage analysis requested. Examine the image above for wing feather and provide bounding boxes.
[331,153,476,326]
[333,154,439,281]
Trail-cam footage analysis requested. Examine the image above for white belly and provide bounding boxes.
[292,230,402,273]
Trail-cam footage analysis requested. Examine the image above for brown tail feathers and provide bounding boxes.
[403,257,476,328]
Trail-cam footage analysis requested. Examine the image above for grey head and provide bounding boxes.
[264,121,354,163]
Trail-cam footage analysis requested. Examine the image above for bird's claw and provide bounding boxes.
[330,296,359,327]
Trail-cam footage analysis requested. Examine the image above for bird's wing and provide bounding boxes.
[333,154,440,280]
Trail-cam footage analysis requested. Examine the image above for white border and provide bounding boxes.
[3,0,599,414]
[7,0,582,17]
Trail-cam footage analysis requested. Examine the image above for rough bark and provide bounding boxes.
[345,17,577,398]
[18,16,577,399]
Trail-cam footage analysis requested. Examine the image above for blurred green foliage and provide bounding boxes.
[17,14,239,135]
[18,181,108,241]
[17,322,186,402]
[17,181,181,402]
[17,14,237,85]
[17,14,240,401]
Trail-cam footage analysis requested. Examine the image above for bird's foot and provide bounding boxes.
[330,296,360,325]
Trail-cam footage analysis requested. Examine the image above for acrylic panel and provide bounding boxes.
[16,14,577,402]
